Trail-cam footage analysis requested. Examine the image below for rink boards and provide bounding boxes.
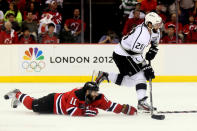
[0,44,197,82]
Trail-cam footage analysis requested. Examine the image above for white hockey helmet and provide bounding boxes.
[145,12,162,29]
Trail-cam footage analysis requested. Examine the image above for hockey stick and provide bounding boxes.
[91,70,95,82]
[149,61,165,120]
[157,110,197,114]
[91,70,99,85]
[143,110,197,114]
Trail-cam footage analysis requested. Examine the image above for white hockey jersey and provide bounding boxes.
[114,23,160,64]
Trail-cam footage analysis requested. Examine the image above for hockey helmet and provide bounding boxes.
[145,12,162,29]
[83,81,99,92]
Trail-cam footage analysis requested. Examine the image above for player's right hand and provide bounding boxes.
[84,106,98,117]
[121,104,137,115]
[143,64,155,81]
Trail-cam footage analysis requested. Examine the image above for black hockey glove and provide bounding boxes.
[143,64,155,81]
[145,46,158,61]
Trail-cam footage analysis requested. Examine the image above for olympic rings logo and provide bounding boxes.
[22,61,46,72]
[22,47,45,72]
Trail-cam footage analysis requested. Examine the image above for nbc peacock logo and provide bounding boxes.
[22,47,46,72]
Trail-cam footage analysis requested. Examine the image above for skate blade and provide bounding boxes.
[138,109,158,114]
[138,109,150,114]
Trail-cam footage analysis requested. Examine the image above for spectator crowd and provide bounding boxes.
[116,0,197,44]
[0,0,85,44]
[0,0,197,44]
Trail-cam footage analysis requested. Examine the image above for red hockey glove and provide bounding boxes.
[84,106,98,117]
[121,104,137,115]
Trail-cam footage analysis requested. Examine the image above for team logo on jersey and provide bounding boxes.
[22,47,46,72]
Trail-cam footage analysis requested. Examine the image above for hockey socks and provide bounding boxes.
[16,92,34,110]
[108,72,118,84]
[136,83,147,100]
[136,89,146,100]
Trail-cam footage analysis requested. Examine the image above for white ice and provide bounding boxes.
[0,82,197,131]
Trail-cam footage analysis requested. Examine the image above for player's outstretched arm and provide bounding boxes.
[93,94,137,115]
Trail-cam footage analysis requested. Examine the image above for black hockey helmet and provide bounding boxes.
[83,81,99,92]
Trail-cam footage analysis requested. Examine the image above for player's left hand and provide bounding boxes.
[145,46,158,61]
[84,106,98,117]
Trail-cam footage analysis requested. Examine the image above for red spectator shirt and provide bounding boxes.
[16,0,26,12]
[42,11,62,24]
[165,22,183,33]
[158,13,167,23]
[122,18,143,36]
[42,32,59,44]
[23,11,40,22]
[53,88,123,116]
[183,23,197,35]
[7,0,13,3]
[140,0,157,13]
[0,30,18,44]
[183,23,197,42]
[19,35,36,44]
[161,35,182,43]
[65,18,86,32]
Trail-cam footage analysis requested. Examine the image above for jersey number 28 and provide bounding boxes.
[135,42,145,50]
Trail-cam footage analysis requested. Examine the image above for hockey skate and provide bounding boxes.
[4,89,21,108]
[137,96,157,113]
[95,71,109,85]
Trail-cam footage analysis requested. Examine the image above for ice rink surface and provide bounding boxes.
[1,82,197,131]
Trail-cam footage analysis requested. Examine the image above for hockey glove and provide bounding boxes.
[145,46,158,61]
[143,64,155,81]
[121,104,137,115]
[84,106,98,117]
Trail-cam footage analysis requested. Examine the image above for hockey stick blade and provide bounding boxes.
[151,114,165,120]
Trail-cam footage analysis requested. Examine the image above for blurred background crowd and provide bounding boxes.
[0,0,196,44]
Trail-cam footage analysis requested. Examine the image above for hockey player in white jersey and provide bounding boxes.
[95,12,162,112]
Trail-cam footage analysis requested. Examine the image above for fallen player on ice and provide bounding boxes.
[4,81,137,116]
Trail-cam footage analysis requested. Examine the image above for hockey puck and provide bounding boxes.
[151,114,165,120]
[4,95,9,100]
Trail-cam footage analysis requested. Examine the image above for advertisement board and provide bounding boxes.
[0,44,197,82]
[18,45,118,76]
